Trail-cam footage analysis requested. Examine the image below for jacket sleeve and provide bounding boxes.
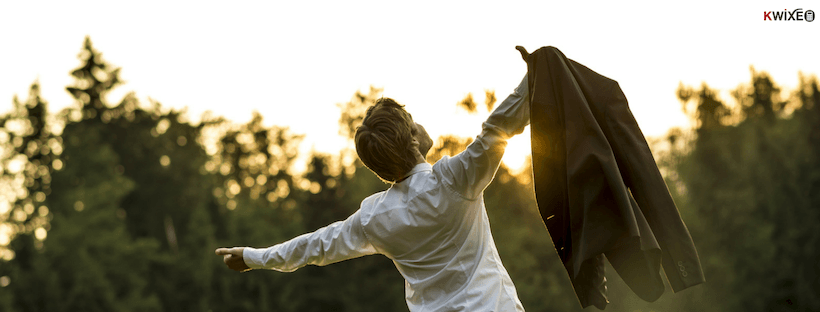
[439,74,529,200]
[242,209,377,272]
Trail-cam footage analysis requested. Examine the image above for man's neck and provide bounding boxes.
[396,152,427,183]
[413,151,427,165]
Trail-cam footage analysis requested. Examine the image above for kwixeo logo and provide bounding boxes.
[764,8,815,21]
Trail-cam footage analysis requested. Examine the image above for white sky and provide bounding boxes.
[1,0,818,171]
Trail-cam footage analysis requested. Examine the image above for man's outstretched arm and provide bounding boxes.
[215,209,377,272]
[439,74,529,199]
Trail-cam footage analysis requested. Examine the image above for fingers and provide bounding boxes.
[515,46,529,61]
[216,247,250,272]
[215,247,241,256]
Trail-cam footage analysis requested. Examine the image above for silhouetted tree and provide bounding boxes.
[664,72,820,311]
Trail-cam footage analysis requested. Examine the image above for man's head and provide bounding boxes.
[355,98,432,183]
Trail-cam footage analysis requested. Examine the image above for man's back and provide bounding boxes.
[360,159,522,311]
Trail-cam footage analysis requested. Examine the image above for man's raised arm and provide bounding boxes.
[439,74,529,199]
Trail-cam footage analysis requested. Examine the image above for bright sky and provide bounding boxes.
[1,0,818,172]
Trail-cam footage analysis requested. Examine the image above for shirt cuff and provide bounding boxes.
[243,247,268,269]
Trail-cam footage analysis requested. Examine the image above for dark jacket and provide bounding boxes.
[519,46,705,310]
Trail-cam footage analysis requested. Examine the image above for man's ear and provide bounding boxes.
[409,139,423,158]
[409,138,420,150]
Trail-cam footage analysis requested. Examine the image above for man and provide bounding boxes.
[216,73,530,311]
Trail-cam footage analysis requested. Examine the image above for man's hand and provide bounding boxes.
[215,247,251,272]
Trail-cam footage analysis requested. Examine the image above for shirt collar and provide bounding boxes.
[398,162,432,183]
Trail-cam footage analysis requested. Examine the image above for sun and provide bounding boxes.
[501,127,531,174]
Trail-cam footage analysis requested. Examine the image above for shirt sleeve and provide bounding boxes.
[439,74,529,200]
[242,209,377,272]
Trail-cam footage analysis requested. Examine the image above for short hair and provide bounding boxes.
[355,98,417,183]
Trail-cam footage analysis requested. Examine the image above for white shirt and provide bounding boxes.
[244,75,530,312]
